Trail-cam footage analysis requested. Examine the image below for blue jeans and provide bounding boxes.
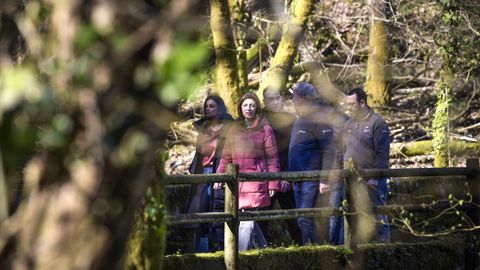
[328,179,390,244]
[293,181,319,245]
[368,178,390,242]
[328,181,345,245]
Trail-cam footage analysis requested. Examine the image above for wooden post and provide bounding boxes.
[225,163,239,270]
[466,158,480,224]
[466,158,480,269]
[343,160,357,250]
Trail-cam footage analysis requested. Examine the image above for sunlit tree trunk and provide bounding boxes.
[364,0,389,108]
[229,0,249,92]
[391,139,480,158]
[432,1,459,168]
[257,0,315,103]
[432,68,452,167]
[210,0,242,115]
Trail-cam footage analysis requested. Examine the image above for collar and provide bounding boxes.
[356,108,372,122]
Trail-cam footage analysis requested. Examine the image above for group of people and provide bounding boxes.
[184,82,390,253]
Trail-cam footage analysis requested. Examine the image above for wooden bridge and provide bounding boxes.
[165,159,480,270]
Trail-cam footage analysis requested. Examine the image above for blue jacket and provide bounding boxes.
[288,109,336,182]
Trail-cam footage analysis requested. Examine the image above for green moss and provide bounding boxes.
[124,151,168,270]
[432,68,452,168]
[164,237,467,269]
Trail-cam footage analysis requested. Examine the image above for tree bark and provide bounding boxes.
[257,0,316,103]
[364,0,390,107]
[432,69,452,167]
[391,139,480,158]
[432,2,459,168]
[124,154,167,270]
[0,0,194,269]
[210,0,243,115]
[229,0,251,93]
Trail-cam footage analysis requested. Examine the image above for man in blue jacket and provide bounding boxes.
[342,87,390,242]
[288,82,336,245]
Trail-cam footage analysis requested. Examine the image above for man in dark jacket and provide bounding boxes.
[342,87,390,242]
[262,88,302,245]
[288,82,336,245]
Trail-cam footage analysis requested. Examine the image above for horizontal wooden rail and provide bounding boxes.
[361,168,478,178]
[164,159,480,270]
[237,168,477,182]
[165,168,478,186]
[167,200,475,225]
[239,207,341,221]
[238,170,343,182]
[167,212,234,225]
[165,173,234,185]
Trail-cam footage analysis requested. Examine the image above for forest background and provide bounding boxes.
[0,0,479,269]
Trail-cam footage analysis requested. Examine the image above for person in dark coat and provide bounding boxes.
[288,83,336,245]
[185,95,233,253]
[341,87,390,242]
[262,88,302,245]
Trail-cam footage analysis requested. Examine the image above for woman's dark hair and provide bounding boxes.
[237,92,261,120]
[204,95,229,120]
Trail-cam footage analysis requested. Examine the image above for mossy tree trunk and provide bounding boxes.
[229,0,250,93]
[0,1,193,269]
[257,0,316,103]
[432,68,453,167]
[432,1,460,168]
[364,0,389,108]
[391,139,480,158]
[125,152,167,270]
[210,0,243,115]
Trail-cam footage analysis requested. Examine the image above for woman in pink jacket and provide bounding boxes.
[215,92,281,250]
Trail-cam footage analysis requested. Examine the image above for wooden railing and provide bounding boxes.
[165,159,480,270]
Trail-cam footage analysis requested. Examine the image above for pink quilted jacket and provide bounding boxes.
[217,116,281,209]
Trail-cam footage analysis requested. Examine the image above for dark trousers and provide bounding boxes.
[328,179,390,245]
[210,188,225,251]
[368,178,390,242]
[293,181,319,245]
[328,182,345,245]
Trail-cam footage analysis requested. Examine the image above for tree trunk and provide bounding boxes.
[391,139,480,158]
[257,0,316,103]
[210,0,242,115]
[432,69,453,167]
[125,153,167,270]
[0,0,194,269]
[432,1,459,168]
[229,0,250,93]
[364,0,389,107]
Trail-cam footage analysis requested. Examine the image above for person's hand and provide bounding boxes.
[269,190,276,197]
[319,183,330,194]
[213,182,224,189]
[367,179,378,189]
[279,181,291,193]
